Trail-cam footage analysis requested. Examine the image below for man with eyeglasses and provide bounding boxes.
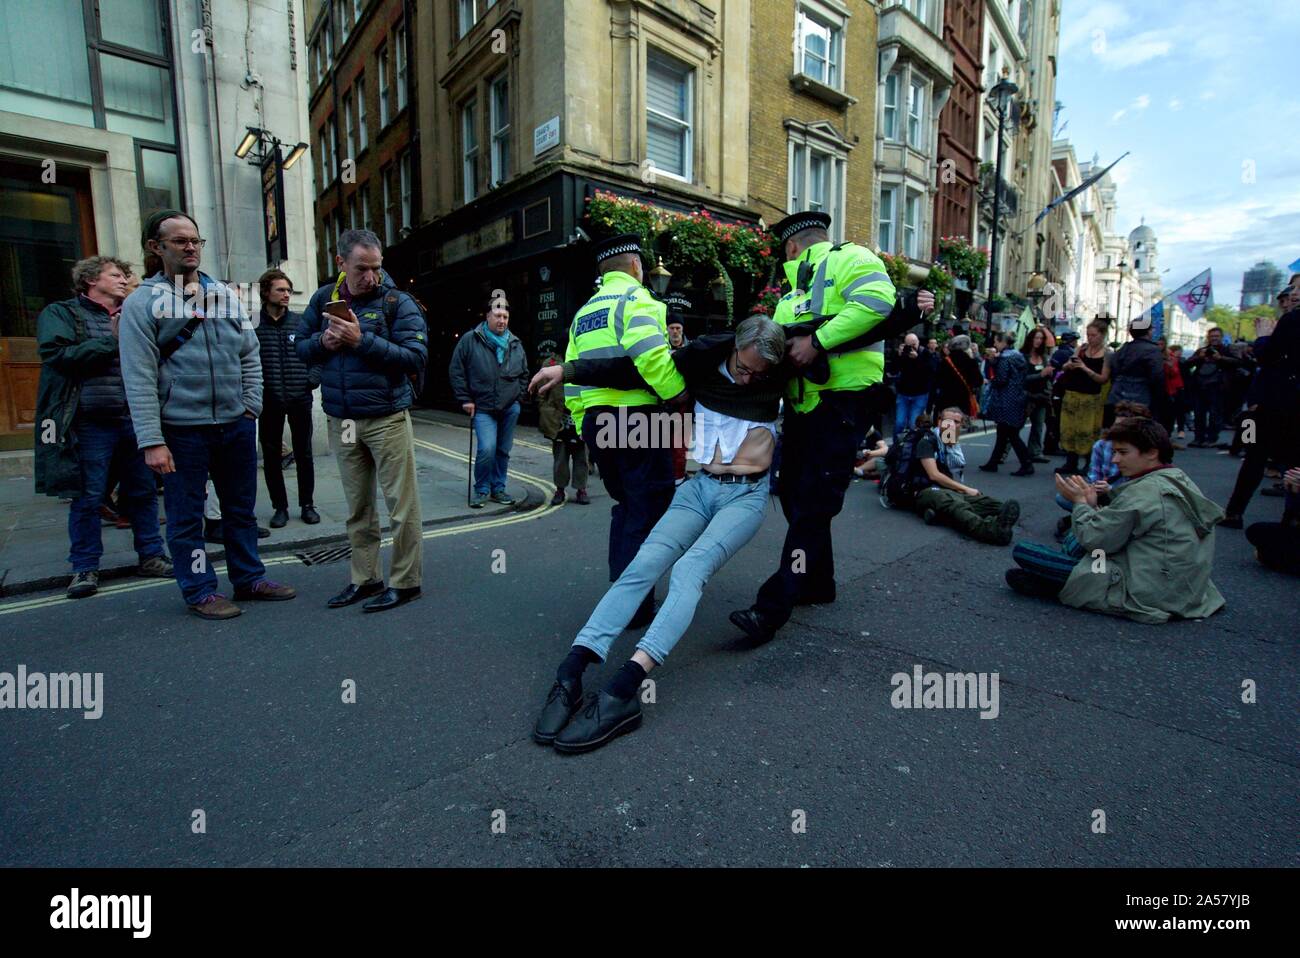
[119,209,296,619]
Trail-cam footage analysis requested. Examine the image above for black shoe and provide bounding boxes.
[1032,456,1051,463]
[922,508,939,526]
[729,608,776,646]
[301,505,321,524]
[550,489,565,506]
[1261,484,1284,498]
[532,678,584,744]
[1188,441,1209,448]
[362,586,422,613]
[269,508,289,529]
[979,463,998,473]
[1005,568,1061,599]
[327,581,386,608]
[1219,514,1244,530]
[203,519,224,543]
[257,525,271,539]
[1010,465,1035,477]
[553,691,643,754]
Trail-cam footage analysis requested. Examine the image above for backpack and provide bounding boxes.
[880,426,940,508]
[379,290,429,398]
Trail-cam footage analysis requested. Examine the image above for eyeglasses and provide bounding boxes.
[733,354,771,381]
[161,238,207,249]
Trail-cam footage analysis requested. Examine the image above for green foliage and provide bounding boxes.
[924,265,954,300]
[936,236,989,285]
[878,251,912,290]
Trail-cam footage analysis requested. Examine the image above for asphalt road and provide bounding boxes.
[1,417,1295,867]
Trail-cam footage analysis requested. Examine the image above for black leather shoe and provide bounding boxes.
[327,581,386,609]
[533,678,584,744]
[730,608,776,646]
[1010,465,1035,477]
[978,463,998,473]
[269,508,289,528]
[553,691,643,754]
[362,586,422,613]
[301,505,321,524]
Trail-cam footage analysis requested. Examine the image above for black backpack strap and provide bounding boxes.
[159,312,206,362]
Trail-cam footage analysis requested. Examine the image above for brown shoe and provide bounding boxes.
[188,593,242,619]
[233,579,296,601]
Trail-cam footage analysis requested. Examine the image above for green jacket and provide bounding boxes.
[1061,466,1226,623]
[33,298,121,499]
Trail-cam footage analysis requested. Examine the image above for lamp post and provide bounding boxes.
[985,72,1019,327]
[1118,257,1130,332]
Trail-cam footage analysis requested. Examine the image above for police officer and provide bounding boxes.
[566,233,687,628]
[729,211,897,644]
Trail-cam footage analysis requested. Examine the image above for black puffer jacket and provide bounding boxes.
[255,306,319,404]
[296,275,428,420]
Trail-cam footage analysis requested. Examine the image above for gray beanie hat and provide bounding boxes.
[948,335,972,353]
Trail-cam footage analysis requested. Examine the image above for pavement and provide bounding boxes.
[0,410,539,598]
[0,416,1295,867]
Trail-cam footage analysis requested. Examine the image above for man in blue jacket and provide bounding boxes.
[297,229,428,613]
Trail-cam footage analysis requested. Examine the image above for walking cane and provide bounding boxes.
[466,417,475,507]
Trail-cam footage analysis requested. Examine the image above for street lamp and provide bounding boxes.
[985,71,1019,325]
[1118,257,1130,329]
[648,256,672,296]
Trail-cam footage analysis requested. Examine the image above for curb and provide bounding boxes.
[0,484,544,600]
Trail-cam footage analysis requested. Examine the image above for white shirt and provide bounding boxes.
[690,360,777,466]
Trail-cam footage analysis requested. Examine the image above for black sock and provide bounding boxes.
[604,660,647,701]
[557,646,600,686]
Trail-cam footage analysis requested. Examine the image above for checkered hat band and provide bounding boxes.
[598,242,640,261]
[779,218,826,241]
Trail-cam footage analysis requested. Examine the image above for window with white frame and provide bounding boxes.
[458,0,497,39]
[325,21,333,65]
[331,119,340,178]
[797,7,842,89]
[906,0,929,28]
[383,165,394,244]
[353,0,362,24]
[646,49,693,182]
[337,0,350,43]
[378,44,389,127]
[361,182,371,230]
[489,73,510,187]
[400,152,411,230]
[314,41,323,89]
[907,78,926,148]
[348,194,358,231]
[883,72,899,141]
[903,188,921,258]
[878,187,896,252]
[343,94,354,162]
[355,75,367,151]
[788,124,848,241]
[317,126,328,191]
[394,21,407,112]
[461,98,479,202]
[986,39,999,90]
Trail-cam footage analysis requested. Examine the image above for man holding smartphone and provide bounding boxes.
[297,229,428,613]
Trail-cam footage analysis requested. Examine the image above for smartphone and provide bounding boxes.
[323,300,351,320]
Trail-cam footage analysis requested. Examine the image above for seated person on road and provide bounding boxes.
[882,407,1021,545]
[1245,467,1300,574]
[1052,401,1150,538]
[853,426,888,480]
[1006,417,1226,623]
[526,316,789,754]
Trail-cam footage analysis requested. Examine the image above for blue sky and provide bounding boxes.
[1055,0,1300,307]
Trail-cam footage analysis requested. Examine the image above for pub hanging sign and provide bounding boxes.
[261,149,288,265]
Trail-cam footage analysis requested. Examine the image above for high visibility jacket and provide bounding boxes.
[564,270,686,434]
[774,241,895,413]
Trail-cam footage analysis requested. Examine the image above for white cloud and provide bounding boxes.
[1169,98,1183,111]
[1109,94,1152,124]
[1100,32,1174,69]
[1133,94,1151,111]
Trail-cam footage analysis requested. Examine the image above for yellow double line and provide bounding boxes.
[0,440,560,618]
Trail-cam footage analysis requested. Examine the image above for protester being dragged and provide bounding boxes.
[35,256,173,600]
[1057,318,1113,475]
[883,407,1020,545]
[1020,325,1056,463]
[979,331,1036,476]
[536,340,589,506]
[527,316,788,753]
[1005,417,1225,623]
[1104,314,1164,429]
[449,294,529,508]
[931,334,982,420]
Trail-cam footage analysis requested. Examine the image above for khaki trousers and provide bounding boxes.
[329,410,422,589]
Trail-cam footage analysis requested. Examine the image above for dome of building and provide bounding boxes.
[1129,222,1156,245]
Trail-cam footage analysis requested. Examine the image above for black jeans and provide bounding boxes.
[985,423,1031,470]
[259,398,315,510]
[1226,408,1300,516]
[1193,383,1223,444]
[754,392,866,628]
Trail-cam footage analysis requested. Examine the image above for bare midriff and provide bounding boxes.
[700,426,775,476]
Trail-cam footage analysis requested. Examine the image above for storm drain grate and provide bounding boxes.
[295,546,353,566]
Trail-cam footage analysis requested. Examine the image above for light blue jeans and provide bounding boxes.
[895,392,929,436]
[573,472,770,665]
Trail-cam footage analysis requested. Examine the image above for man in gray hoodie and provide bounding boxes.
[118,210,296,619]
